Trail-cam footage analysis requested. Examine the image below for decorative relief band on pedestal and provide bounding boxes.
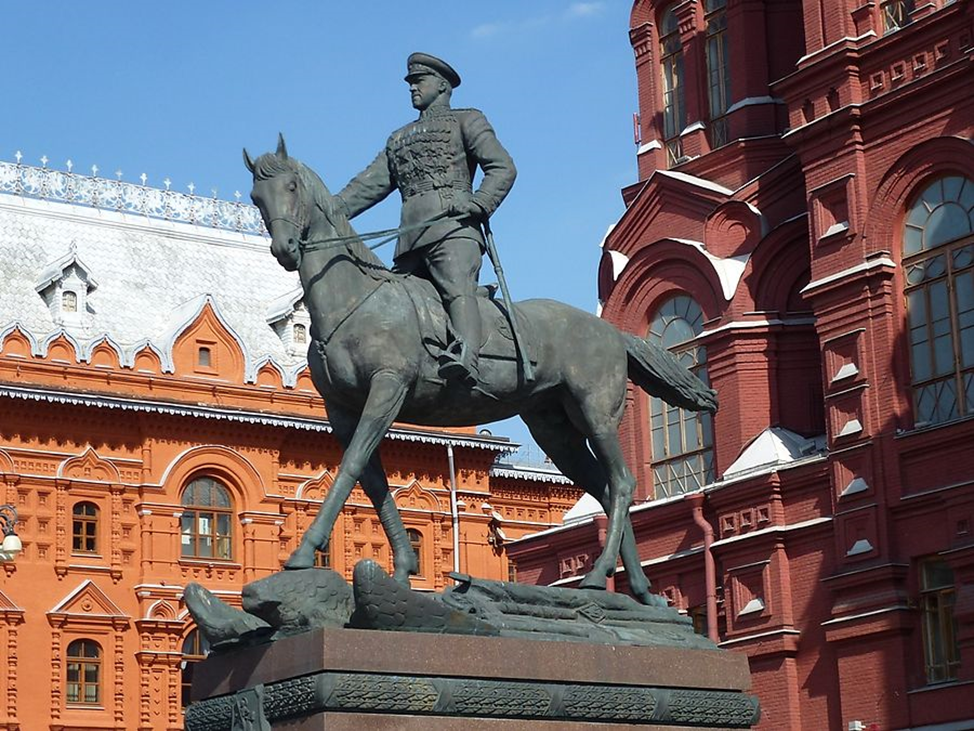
[185,671,761,730]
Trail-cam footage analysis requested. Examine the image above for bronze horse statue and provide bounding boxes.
[245,137,716,604]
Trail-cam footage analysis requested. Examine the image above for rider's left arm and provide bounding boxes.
[462,110,517,219]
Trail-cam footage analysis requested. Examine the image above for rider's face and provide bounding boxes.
[408,73,445,111]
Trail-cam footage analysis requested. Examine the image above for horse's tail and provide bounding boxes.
[623,333,718,413]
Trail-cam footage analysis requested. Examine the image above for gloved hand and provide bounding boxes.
[447,195,486,222]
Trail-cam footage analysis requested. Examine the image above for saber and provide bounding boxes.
[483,219,534,384]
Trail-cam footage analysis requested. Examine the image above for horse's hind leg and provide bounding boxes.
[327,404,417,586]
[522,406,659,605]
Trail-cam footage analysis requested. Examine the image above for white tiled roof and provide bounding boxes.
[0,191,304,378]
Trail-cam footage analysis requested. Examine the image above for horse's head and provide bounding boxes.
[244,134,310,272]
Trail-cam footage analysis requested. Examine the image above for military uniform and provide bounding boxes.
[335,55,516,383]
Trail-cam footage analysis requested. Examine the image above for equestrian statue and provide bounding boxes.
[243,53,717,606]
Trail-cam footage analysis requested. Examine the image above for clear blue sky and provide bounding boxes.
[2,1,640,450]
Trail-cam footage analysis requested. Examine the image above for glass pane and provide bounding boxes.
[929,281,954,376]
[926,204,971,249]
[956,270,974,367]
[904,225,923,255]
[84,664,99,682]
[83,641,99,658]
[67,663,80,682]
[942,176,965,203]
[923,560,955,590]
[67,683,80,703]
[213,484,231,509]
[216,512,231,537]
[84,682,98,704]
[181,512,195,555]
[198,514,212,535]
[198,535,213,558]
[684,412,700,451]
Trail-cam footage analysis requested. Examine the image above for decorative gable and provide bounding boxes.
[296,471,334,502]
[48,579,129,627]
[35,243,98,334]
[162,295,247,381]
[58,447,121,483]
[393,480,441,512]
[266,288,311,358]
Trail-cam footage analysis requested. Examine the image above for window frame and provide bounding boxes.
[71,501,99,555]
[918,558,960,685]
[66,638,102,706]
[659,5,686,168]
[406,528,424,578]
[704,0,731,149]
[181,628,210,710]
[902,175,974,428]
[647,296,715,498]
[180,477,234,561]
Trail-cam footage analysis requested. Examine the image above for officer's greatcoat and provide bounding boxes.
[337,105,516,260]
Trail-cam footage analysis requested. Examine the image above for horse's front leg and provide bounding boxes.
[285,370,409,569]
[323,403,417,586]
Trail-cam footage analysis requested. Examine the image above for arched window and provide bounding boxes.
[180,477,233,560]
[704,0,731,148]
[66,639,101,705]
[315,547,331,568]
[181,628,210,709]
[648,296,714,497]
[903,176,974,427]
[659,5,685,168]
[72,502,98,554]
[293,323,308,345]
[406,528,424,577]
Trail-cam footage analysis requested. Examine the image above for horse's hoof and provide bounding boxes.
[578,571,608,591]
[391,569,413,589]
[283,549,315,570]
[631,586,668,607]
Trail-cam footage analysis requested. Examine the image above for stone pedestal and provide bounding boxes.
[188,628,759,729]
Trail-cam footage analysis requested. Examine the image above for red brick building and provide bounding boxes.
[509,1,974,729]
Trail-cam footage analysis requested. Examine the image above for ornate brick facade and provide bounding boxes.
[510,1,974,729]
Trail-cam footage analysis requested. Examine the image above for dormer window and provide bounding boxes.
[266,288,312,358]
[35,247,98,334]
[198,347,212,368]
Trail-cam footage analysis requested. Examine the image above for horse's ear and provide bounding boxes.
[276,133,288,160]
[242,148,255,173]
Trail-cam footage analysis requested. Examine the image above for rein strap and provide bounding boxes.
[300,212,457,253]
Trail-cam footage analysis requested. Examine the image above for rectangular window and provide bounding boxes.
[882,0,915,33]
[920,559,960,684]
[705,0,731,148]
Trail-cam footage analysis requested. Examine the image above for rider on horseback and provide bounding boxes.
[329,53,517,387]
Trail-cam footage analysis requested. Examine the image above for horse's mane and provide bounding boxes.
[252,153,394,281]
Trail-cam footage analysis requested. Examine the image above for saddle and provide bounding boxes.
[397,275,536,381]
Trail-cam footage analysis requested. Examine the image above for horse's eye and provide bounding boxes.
[288,182,297,192]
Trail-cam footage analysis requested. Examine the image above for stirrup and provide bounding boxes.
[438,343,478,386]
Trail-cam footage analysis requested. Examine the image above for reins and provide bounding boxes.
[299,212,455,253]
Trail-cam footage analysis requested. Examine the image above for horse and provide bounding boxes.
[244,136,717,605]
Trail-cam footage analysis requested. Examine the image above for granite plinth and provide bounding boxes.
[187,628,759,730]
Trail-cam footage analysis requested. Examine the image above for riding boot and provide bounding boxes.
[439,294,481,386]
